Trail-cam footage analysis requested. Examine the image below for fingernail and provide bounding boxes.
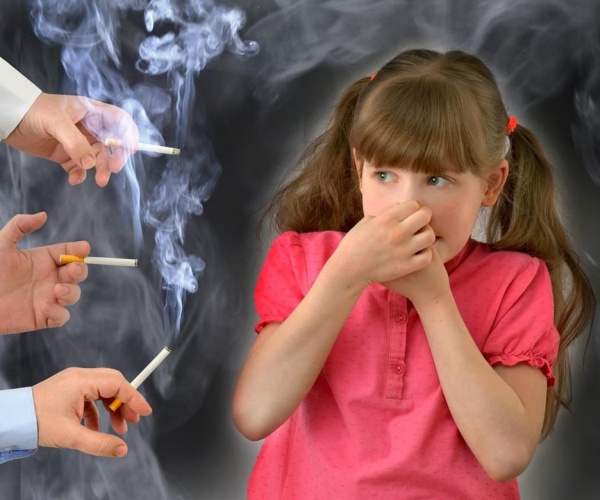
[58,285,69,296]
[81,155,95,169]
[114,445,127,457]
[72,264,84,276]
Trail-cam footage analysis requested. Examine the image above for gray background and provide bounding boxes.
[0,0,599,498]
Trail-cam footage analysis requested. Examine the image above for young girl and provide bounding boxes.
[232,49,595,498]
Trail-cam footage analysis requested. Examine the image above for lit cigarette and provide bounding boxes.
[59,255,138,267]
[109,346,172,411]
[104,138,181,155]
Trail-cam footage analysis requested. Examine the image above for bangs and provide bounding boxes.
[350,75,485,174]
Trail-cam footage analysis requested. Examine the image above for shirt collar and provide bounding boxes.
[444,238,474,274]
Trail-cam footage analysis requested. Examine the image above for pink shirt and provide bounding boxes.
[250,231,559,499]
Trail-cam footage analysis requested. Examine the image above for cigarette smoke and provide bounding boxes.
[0,0,599,498]
[30,0,258,339]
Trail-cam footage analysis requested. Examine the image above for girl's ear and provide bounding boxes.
[481,160,509,207]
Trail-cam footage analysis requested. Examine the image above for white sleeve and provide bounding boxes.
[0,387,38,463]
[0,58,42,140]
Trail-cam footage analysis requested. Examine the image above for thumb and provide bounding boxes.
[67,424,129,458]
[48,117,96,170]
[0,212,48,249]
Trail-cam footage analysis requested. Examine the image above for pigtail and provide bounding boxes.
[261,78,367,235]
[487,125,595,438]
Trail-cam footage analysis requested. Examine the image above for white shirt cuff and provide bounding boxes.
[0,58,43,139]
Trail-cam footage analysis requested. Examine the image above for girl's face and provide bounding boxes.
[356,156,508,263]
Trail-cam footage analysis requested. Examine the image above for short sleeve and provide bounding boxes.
[482,258,560,386]
[254,232,308,333]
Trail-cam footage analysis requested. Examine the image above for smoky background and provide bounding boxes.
[0,0,599,498]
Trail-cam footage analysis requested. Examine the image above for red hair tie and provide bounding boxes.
[507,116,518,135]
[369,71,378,81]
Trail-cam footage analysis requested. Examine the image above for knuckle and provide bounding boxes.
[426,228,436,245]
[63,366,82,378]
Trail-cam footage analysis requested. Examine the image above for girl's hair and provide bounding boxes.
[263,48,595,438]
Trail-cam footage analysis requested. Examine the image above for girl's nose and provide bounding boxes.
[399,181,424,206]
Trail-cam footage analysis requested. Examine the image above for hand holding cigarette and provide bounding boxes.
[32,367,152,458]
[4,93,139,187]
[0,212,90,335]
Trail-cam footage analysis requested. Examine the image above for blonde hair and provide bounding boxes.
[263,48,595,438]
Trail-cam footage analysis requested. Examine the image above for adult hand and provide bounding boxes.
[4,93,139,187]
[0,212,89,334]
[32,368,153,458]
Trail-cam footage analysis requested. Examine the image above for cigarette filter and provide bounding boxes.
[109,346,172,411]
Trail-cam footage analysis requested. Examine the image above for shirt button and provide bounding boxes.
[394,363,405,374]
[395,313,408,323]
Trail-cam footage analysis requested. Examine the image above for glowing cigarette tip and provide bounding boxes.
[109,346,172,412]
[104,138,180,155]
[60,255,138,267]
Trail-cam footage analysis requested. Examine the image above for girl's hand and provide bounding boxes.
[384,244,451,306]
[331,201,436,289]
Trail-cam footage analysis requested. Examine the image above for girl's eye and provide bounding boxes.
[376,171,395,182]
[428,176,450,187]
